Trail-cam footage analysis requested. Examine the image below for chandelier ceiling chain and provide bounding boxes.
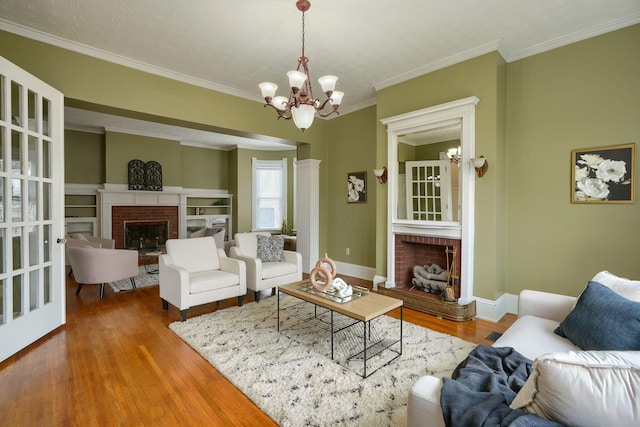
[259,0,344,131]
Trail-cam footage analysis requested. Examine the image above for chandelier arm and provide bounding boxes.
[314,97,333,112]
[263,103,294,121]
[263,103,280,112]
[316,109,340,119]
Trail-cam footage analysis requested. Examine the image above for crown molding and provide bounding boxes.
[375,15,640,91]
[374,40,504,91]
[3,13,639,118]
[336,97,378,116]
[0,18,262,103]
[103,125,178,142]
[507,13,640,61]
[64,124,104,134]
[180,140,234,151]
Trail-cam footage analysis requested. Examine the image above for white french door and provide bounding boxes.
[0,56,65,363]
[405,160,452,222]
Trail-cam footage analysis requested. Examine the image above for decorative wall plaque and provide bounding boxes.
[127,159,163,191]
[145,161,163,191]
[128,159,146,190]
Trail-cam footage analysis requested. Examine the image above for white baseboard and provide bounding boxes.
[372,275,387,291]
[474,293,518,322]
[334,261,376,282]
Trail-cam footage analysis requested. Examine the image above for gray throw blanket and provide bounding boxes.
[441,345,564,427]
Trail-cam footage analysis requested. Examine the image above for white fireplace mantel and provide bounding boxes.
[98,184,228,239]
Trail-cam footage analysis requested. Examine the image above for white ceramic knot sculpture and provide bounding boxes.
[310,253,337,292]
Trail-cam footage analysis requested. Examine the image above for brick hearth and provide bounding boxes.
[112,206,179,249]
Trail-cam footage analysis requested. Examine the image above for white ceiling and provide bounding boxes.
[1,0,639,149]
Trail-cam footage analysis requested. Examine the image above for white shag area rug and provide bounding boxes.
[108,266,158,292]
[169,294,476,426]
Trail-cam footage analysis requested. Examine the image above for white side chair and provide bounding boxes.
[230,232,302,302]
[159,236,246,321]
[67,246,139,299]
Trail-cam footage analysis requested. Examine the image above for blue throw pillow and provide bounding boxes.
[554,281,640,350]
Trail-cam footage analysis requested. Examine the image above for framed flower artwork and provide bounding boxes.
[571,143,635,203]
[347,171,366,203]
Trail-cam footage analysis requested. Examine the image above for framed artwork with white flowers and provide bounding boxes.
[347,171,367,203]
[571,143,635,203]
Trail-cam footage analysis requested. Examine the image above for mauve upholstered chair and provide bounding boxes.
[67,246,139,299]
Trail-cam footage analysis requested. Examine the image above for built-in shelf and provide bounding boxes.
[65,185,100,236]
[185,194,232,240]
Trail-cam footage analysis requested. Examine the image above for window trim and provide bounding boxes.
[251,158,287,231]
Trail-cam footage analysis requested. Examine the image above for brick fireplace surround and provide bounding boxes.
[394,233,462,298]
[112,206,179,249]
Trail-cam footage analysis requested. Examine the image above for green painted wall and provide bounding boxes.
[64,130,105,184]
[66,129,231,190]
[181,146,229,189]
[415,140,459,160]
[326,106,377,267]
[376,52,506,299]
[504,24,640,296]
[105,132,182,185]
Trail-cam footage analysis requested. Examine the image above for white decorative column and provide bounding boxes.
[295,159,321,273]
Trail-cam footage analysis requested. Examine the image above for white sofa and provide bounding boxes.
[408,270,640,427]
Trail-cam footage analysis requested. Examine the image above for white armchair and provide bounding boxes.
[159,236,246,321]
[230,232,302,302]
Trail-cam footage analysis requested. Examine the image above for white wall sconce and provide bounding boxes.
[373,167,387,184]
[471,156,488,177]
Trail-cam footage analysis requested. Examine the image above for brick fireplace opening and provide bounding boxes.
[124,220,169,250]
[112,206,179,249]
[394,234,462,298]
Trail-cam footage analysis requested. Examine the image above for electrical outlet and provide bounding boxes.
[346,247,350,255]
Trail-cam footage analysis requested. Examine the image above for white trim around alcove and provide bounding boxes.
[381,96,480,306]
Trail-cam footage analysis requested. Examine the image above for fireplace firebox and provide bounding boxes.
[124,220,169,250]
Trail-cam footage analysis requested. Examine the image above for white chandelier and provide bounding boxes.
[258,0,343,132]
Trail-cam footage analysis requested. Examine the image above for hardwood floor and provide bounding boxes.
[0,273,515,426]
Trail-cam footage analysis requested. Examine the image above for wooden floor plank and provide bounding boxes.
[0,272,514,425]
